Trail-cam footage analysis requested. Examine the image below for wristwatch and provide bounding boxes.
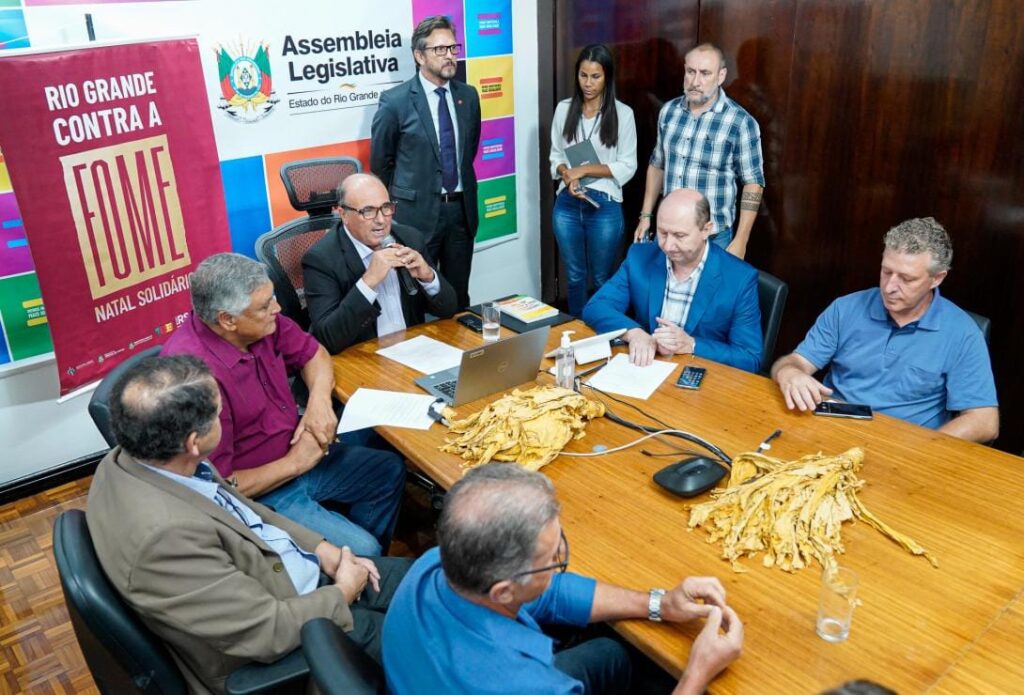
[648,588,667,622]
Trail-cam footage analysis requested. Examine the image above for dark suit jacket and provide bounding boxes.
[582,242,764,373]
[370,74,482,235]
[303,220,458,354]
[87,448,351,695]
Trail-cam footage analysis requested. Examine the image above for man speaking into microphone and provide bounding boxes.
[304,173,458,355]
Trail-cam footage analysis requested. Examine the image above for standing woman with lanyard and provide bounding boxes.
[550,44,637,317]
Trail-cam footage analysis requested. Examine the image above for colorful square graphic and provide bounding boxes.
[0,150,10,191]
[475,174,516,243]
[465,0,512,57]
[467,55,513,120]
[221,156,271,259]
[474,117,515,181]
[0,9,30,49]
[0,191,33,277]
[263,139,371,228]
[0,272,53,361]
[412,0,465,41]
[0,320,9,365]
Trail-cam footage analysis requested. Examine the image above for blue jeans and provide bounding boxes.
[258,443,406,556]
[552,188,624,317]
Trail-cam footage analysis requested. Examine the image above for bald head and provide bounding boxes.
[686,42,726,70]
[337,172,388,207]
[659,188,711,230]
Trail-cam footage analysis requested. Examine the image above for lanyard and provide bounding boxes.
[579,111,601,143]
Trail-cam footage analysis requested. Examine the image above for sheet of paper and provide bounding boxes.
[376,335,463,374]
[574,340,612,365]
[337,388,438,433]
[585,353,677,400]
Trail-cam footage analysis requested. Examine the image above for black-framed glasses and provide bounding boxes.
[424,43,462,57]
[510,530,570,580]
[340,202,397,220]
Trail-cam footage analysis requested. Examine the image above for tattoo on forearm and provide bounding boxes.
[740,190,762,212]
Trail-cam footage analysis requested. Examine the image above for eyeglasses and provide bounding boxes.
[510,530,570,580]
[340,202,397,220]
[423,43,462,57]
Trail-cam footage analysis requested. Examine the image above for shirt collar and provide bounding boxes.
[191,313,248,368]
[418,70,449,96]
[868,287,943,330]
[141,460,220,501]
[436,572,557,663]
[665,240,710,281]
[711,87,729,113]
[343,225,374,262]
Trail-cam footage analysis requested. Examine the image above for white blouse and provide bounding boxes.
[549,98,637,203]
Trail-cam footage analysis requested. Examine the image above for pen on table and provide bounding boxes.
[756,429,782,454]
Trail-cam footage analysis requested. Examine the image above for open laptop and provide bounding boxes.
[414,326,551,406]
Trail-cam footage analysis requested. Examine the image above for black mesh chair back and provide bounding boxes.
[757,270,789,374]
[966,310,991,345]
[88,346,162,447]
[53,509,187,694]
[255,157,362,329]
[300,618,383,695]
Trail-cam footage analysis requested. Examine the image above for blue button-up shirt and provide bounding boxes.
[795,288,997,429]
[382,547,597,695]
[650,89,764,245]
[144,461,321,594]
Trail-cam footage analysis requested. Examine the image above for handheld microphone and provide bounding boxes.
[380,234,420,296]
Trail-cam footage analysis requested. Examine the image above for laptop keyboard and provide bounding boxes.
[435,380,458,399]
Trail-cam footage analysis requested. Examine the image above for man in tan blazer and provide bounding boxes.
[87,354,410,694]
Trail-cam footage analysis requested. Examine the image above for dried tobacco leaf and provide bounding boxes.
[688,448,938,573]
[440,386,605,471]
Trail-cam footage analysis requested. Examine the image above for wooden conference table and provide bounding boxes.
[331,319,1024,693]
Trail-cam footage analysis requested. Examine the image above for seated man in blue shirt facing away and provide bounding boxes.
[382,463,743,695]
[582,188,763,372]
[771,217,998,442]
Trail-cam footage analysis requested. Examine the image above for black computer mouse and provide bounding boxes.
[653,456,728,497]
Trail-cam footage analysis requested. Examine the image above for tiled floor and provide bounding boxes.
[0,474,437,694]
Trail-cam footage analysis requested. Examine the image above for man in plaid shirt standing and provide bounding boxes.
[634,43,765,259]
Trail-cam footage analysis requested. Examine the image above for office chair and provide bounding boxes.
[966,310,991,345]
[757,270,789,375]
[88,346,163,447]
[53,509,309,695]
[300,618,384,695]
[255,157,362,329]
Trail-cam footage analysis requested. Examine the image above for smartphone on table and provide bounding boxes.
[813,401,873,420]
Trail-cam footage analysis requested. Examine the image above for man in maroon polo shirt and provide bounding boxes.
[163,253,405,555]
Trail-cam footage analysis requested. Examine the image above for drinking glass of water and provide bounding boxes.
[816,565,859,642]
[482,302,501,342]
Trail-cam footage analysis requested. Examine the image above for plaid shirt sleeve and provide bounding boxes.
[649,101,671,169]
[734,113,766,186]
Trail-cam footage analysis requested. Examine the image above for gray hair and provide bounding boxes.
[438,463,560,594]
[411,15,456,57]
[688,42,726,69]
[190,253,270,324]
[694,193,711,228]
[883,217,953,274]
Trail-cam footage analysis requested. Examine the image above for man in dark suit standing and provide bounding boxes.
[371,15,482,309]
[303,173,458,355]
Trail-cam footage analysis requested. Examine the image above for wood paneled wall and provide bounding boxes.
[545,0,1024,453]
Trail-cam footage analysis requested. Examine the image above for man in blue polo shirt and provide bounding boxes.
[382,464,743,695]
[771,217,998,443]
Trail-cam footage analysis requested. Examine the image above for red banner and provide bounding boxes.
[0,39,230,394]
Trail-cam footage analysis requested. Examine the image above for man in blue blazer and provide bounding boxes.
[371,16,481,310]
[583,188,763,372]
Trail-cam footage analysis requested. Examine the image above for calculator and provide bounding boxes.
[675,366,706,390]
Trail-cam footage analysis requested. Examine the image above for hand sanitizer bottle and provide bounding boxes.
[555,330,576,390]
